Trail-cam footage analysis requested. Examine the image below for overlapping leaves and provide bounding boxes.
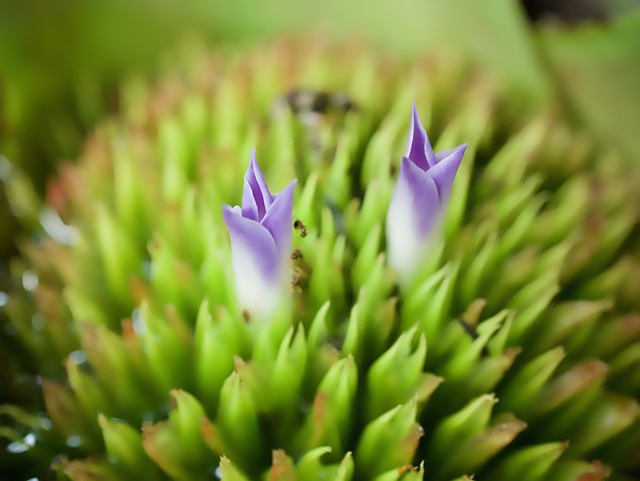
[2,40,639,481]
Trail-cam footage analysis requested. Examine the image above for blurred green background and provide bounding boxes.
[1,0,639,192]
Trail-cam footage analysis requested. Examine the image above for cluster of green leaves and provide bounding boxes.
[2,39,639,481]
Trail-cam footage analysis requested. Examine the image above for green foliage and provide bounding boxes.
[1,39,639,481]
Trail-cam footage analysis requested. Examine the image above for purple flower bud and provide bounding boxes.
[223,150,296,318]
[386,103,467,282]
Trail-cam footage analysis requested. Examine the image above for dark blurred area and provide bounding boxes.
[522,0,610,23]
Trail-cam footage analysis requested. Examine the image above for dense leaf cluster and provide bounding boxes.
[2,39,639,481]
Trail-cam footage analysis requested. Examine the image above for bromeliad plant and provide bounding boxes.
[2,39,640,481]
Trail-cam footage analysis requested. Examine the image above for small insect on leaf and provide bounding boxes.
[293,219,307,238]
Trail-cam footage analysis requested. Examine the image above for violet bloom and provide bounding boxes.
[222,150,296,319]
[386,104,467,282]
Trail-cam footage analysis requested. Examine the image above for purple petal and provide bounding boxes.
[223,204,279,284]
[261,179,297,262]
[405,103,436,170]
[428,144,467,202]
[399,157,441,238]
[242,150,274,221]
[241,178,260,222]
[386,157,441,281]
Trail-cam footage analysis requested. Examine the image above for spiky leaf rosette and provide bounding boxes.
[3,38,640,481]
